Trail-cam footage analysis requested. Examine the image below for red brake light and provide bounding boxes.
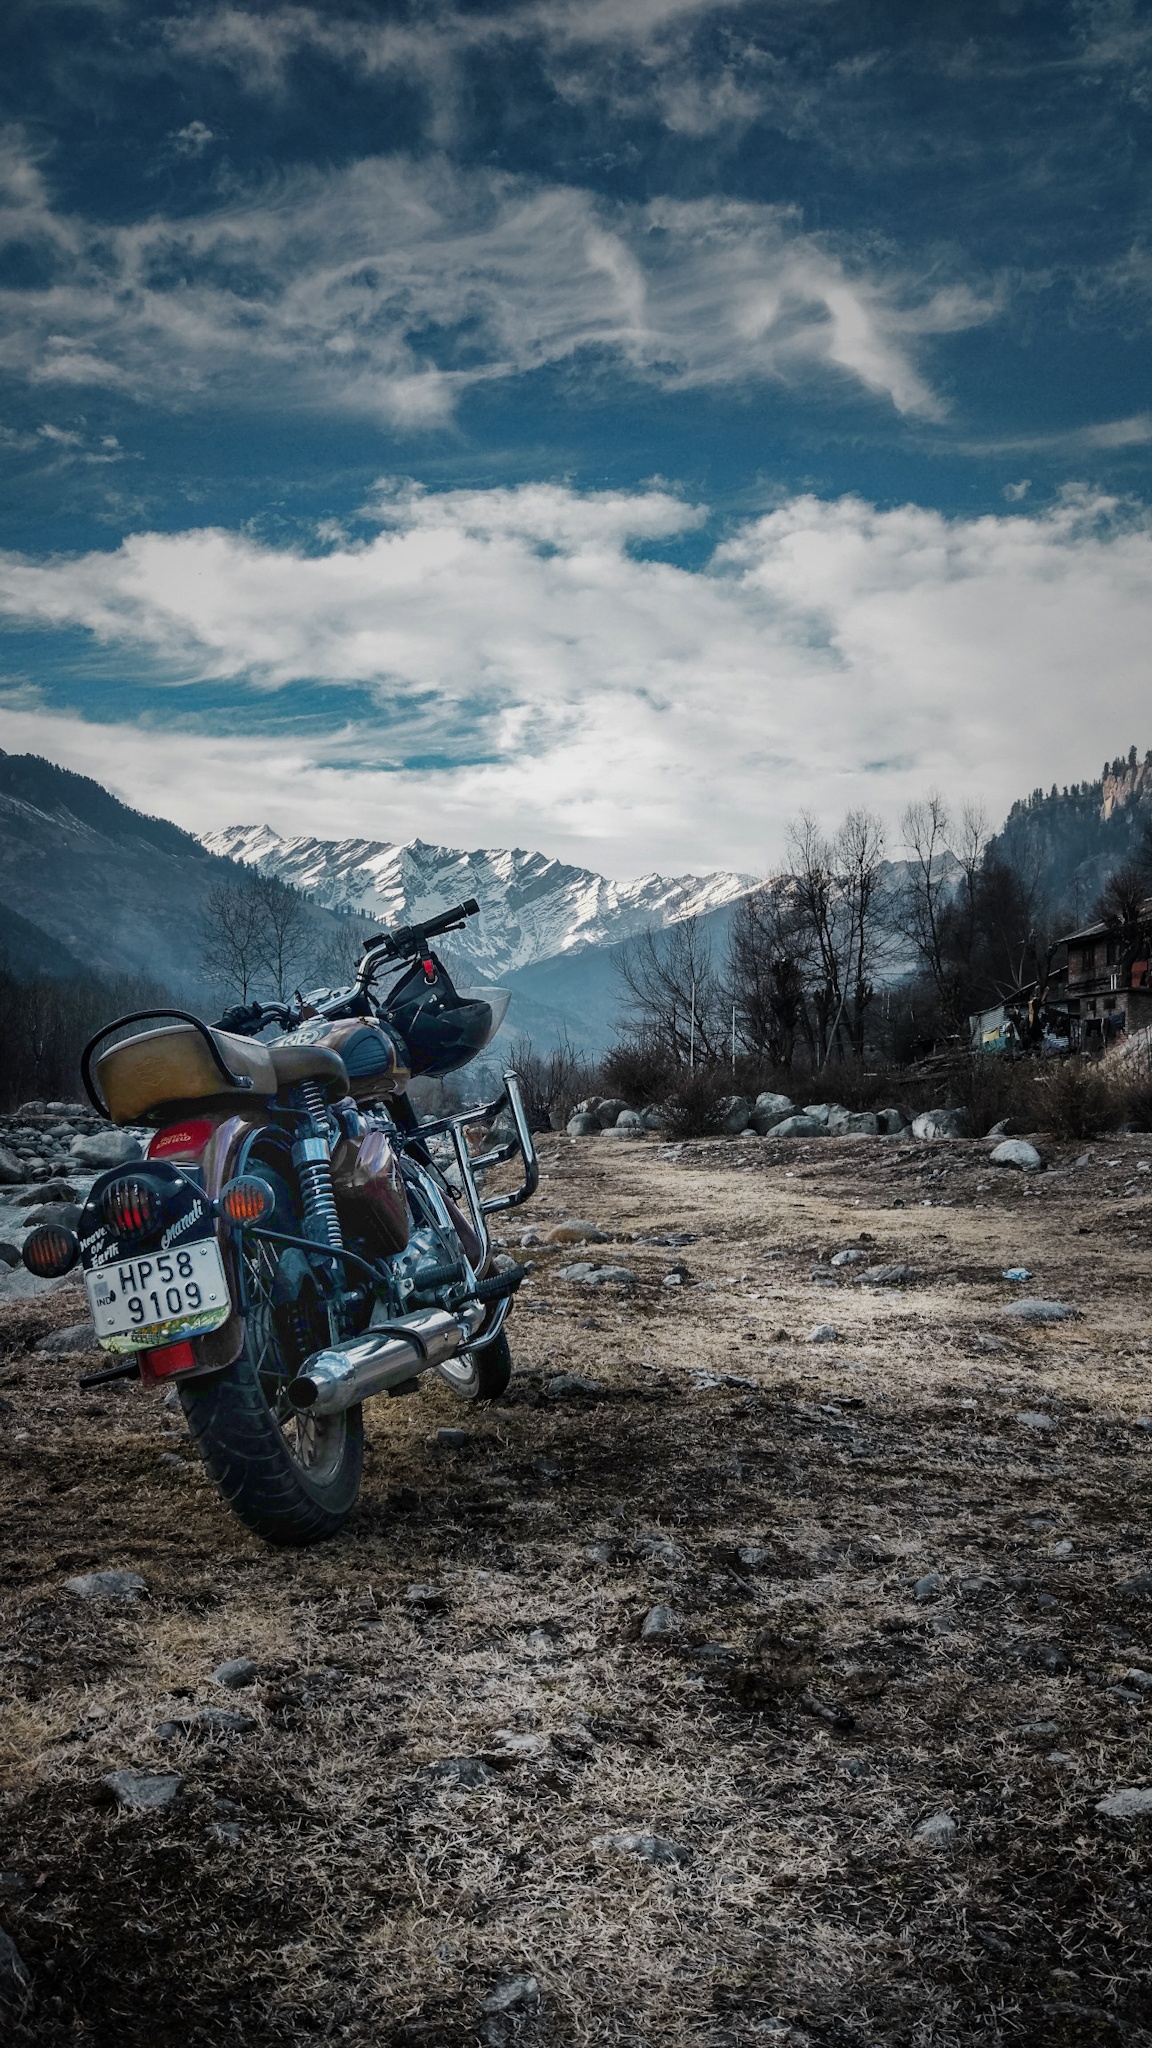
[100,1176,162,1238]
[142,1340,197,1380]
[148,1119,214,1161]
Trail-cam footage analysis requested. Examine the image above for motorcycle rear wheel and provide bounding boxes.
[179,1170,364,1547]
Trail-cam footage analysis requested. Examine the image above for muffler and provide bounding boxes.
[286,1303,486,1417]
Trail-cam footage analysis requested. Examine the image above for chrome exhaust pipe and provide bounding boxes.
[286,1303,485,1417]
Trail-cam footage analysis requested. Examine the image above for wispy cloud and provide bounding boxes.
[0,135,986,424]
[2,482,1150,873]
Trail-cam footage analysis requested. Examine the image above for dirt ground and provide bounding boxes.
[2,1128,1151,2048]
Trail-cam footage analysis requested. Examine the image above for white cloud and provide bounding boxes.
[1,482,1151,875]
[0,135,987,424]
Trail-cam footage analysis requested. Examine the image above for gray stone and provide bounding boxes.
[70,1131,143,1168]
[0,1147,24,1185]
[1017,1410,1057,1430]
[557,1262,636,1288]
[437,1427,472,1449]
[0,1243,19,1269]
[877,1107,909,1135]
[914,1573,945,1601]
[405,1584,447,1611]
[1003,1299,1077,1323]
[990,1140,1044,1172]
[737,1544,774,1570]
[1122,1669,1152,1693]
[1117,1573,1152,1597]
[595,1831,690,1864]
[828,1110,879,1136]
[1096,1787,1152,1819]
[717,1095,751,1135]
[156,1708,256,1737]
[0,1929,31,2006]
[615,1108,644,1129]
[101,1769,182,1811]
[423,1756,495,1788]
[755,1092,795,1117]
[914,1812,957,1848]
[749,1104,791,1134]
[543,1218,607,1244]
[212,1658,260,1689]
[912,1108,966,1140]
[207,1820,246,1846]
[483,1974,541,2014]
[800,1103,835,1126]
[639,1106,672,1132]
[635,1533,684,1566]
[547,1371,603,1396]
[641,1604,680,1639]
[17,1180,78,1204]
[64,1569,147,1601]
[805,1323,839,1343]
[1034,1644,1071,1673]
[856,1264,921,1286]
[36,1323,98,1354]
[768,1114,828,1139]
[830,1248,867,1267]
[566,1114,601,1137]
[595,1098,631,1128]
[24,1203,82,1231]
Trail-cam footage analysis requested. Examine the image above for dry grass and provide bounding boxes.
[2,1130,1152,2046]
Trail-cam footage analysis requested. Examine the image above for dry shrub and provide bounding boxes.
[951,1054,1043,1137]
[507,1037,598,1130]
[1110,1045,1152,1131]
[1035,1058,1116,1137]
[661,1067,733,1137]
[598,1035,677,1107]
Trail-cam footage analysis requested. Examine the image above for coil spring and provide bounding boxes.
[295,1080,343,1251]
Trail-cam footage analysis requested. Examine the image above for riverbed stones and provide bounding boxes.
[991,1140,1044,1171]
[64,1569,147,1601]
[101,1770,182,1811]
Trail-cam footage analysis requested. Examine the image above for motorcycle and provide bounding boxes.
[20,898,538,1546]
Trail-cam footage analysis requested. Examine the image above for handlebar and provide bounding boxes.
[359,897,480,973]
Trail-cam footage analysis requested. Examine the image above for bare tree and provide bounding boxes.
[198,877,268,1001]
[835,807,890,1060]
[785,814,845,1067]
[618,915,723,1069]
[727,881,809,1070]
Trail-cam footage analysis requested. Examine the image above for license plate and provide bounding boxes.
[85,1242,232,1353]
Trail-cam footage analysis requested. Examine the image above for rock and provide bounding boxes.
[212,1658,260,1689]
[768,1114,828,1139]
[912,1108,966,1140]
[405,1584,447,1612]
[0,1147,24,1185]
[1017,1410,1057,1430]
[1117,1573,1152,1597]
[0,1929,31,2007]
[717,1095,751,1135]
[557,1262,636,1287]
[914,1573,945,1601]
[24,1202,83,1231]
[157,1708,256,1737]
[1003,1299,1077,1323]
[828,1110,879,1136]
[877,1107,910,1135]
[437,1427,472,1449]
[17,1179,78,1204]
[635,1533,683,1566]
[566,1114,601,1137]
[800,1103,835,1126]
[70,1131,143,1169]
[737,1544,774,1570]
[64,1569,147,1601]
[749,1104,791,1135]
[423,1756,495,1788]
[0,1244,20,1269]
[1034,1644,1071,1674]
[1096,1787,1152,1819]
[595,1831,690,1864]
[595,1098,631,1128]
[755,1092,795,1116]
[615,1109,644,1129]
[544,1219,607,1244]
[101,1769,183,1811]
[36,1323,98,1354]
[990,1140,1044,1172]
[1122,1669,1152,1693]
[830,1248,867,1267]
[805,1324,838,1343]
[207,1820,246,1846]
[914,1812,957,1849]
[639,1107,671,1132]
[547,1372,602,1396]
[856,1264,921,1286]
[483,1974,541,2014]
[640,1604,680,1639]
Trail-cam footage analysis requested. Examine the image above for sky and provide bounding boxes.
[1,0,1151,880]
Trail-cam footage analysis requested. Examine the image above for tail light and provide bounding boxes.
[100,1176,163,1239]
[141,1340,197,1380]
[148,1119,215,1162]
[23,1225,79,1277]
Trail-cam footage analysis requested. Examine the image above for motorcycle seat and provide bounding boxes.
[96,1024,348,1125]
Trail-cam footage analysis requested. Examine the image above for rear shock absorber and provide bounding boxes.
[292,1080,343,1252]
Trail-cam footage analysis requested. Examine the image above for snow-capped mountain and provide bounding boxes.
[201,824,756,978]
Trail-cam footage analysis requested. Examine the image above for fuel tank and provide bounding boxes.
[272,1017,410,1103]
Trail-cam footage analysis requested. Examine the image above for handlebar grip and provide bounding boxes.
[421,897,481,940]
[362,897,481,961]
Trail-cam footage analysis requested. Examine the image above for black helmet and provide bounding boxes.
[381,952,508,1077]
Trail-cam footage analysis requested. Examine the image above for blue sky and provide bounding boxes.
[1,0,1151,875]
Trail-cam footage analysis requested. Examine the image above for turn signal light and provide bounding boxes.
[22,1225,79,1278]
[101,1176,162,1239]
[219,1176,276,1226]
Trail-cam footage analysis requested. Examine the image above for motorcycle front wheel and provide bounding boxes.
[179,1170,364,1547]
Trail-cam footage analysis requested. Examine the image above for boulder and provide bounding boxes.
[566,1114,601,1138]
[0,1147,23,1185]
[1002,1298,1077,1323]
[749,1104,791,1135]
[615,1109,644,1128]
[912,1108,966,1140]
[594,1098,631,1128]
[23,1203,82,1231]
[755,1092,795,1116]
[800,1103,835,1126]
[827,1110,879,1137]
[990,1139,1044,1172]
[639,1106,672,1132]
[70,1131,143,1169]
[877,1107,909,1135]
[544,1219,607,1244]
[0,1243,20,1268]
[36,1322,98,1354]
[716,1095,751,1135]
[767,1114,828,1138]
